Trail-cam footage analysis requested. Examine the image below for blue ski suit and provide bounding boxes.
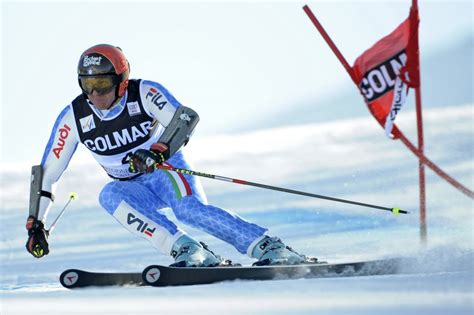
[38,79,267,256]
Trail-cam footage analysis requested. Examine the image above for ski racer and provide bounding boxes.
[26,44,314,267]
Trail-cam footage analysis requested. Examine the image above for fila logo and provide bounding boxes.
[79,115,96,133]
[145,87,167,110]
[53,124,71,159]
[83,55,102,67]
[127,213,156,237]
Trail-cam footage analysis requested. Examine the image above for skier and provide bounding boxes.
[25,44,313,267]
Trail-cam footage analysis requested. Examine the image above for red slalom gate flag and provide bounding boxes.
[352,5,420,139]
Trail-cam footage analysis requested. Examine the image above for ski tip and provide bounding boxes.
[142,265,163,286]
[60,269,81,289]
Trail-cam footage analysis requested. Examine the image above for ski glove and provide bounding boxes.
[25,215,50,258]
[128,143,170,173]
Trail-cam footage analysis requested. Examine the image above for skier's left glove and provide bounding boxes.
[25,215,50,258]
[128,143,170,173]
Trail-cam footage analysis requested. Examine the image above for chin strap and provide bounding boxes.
[108,85,122,109]
[106,97,120,110]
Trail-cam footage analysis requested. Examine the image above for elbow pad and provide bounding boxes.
[158,106,199,157]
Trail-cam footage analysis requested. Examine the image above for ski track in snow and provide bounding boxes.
[1,105,473,314]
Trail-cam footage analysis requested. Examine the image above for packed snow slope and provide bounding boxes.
[1,105,473,314]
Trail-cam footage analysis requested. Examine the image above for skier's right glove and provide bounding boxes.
[25,215,50,258]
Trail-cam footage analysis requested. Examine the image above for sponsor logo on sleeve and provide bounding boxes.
[53,124,71,159]
[145,87,167,110]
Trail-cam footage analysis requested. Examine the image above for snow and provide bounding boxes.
[1,104,473,314]
[3,273,472,315]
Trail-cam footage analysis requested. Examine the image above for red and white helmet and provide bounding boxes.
[77,44,130,97]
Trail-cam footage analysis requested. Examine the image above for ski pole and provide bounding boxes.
[155,164,408,215]
[48,192,78,234]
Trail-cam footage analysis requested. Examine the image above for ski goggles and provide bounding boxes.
[78,75,119,95]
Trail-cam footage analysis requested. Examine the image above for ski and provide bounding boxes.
[60,258,401,289]
[142,258,401,287]
[60,269,144,289]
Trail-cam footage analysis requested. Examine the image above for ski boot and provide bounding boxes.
[250,235,318,266]
[170,235,226,267]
